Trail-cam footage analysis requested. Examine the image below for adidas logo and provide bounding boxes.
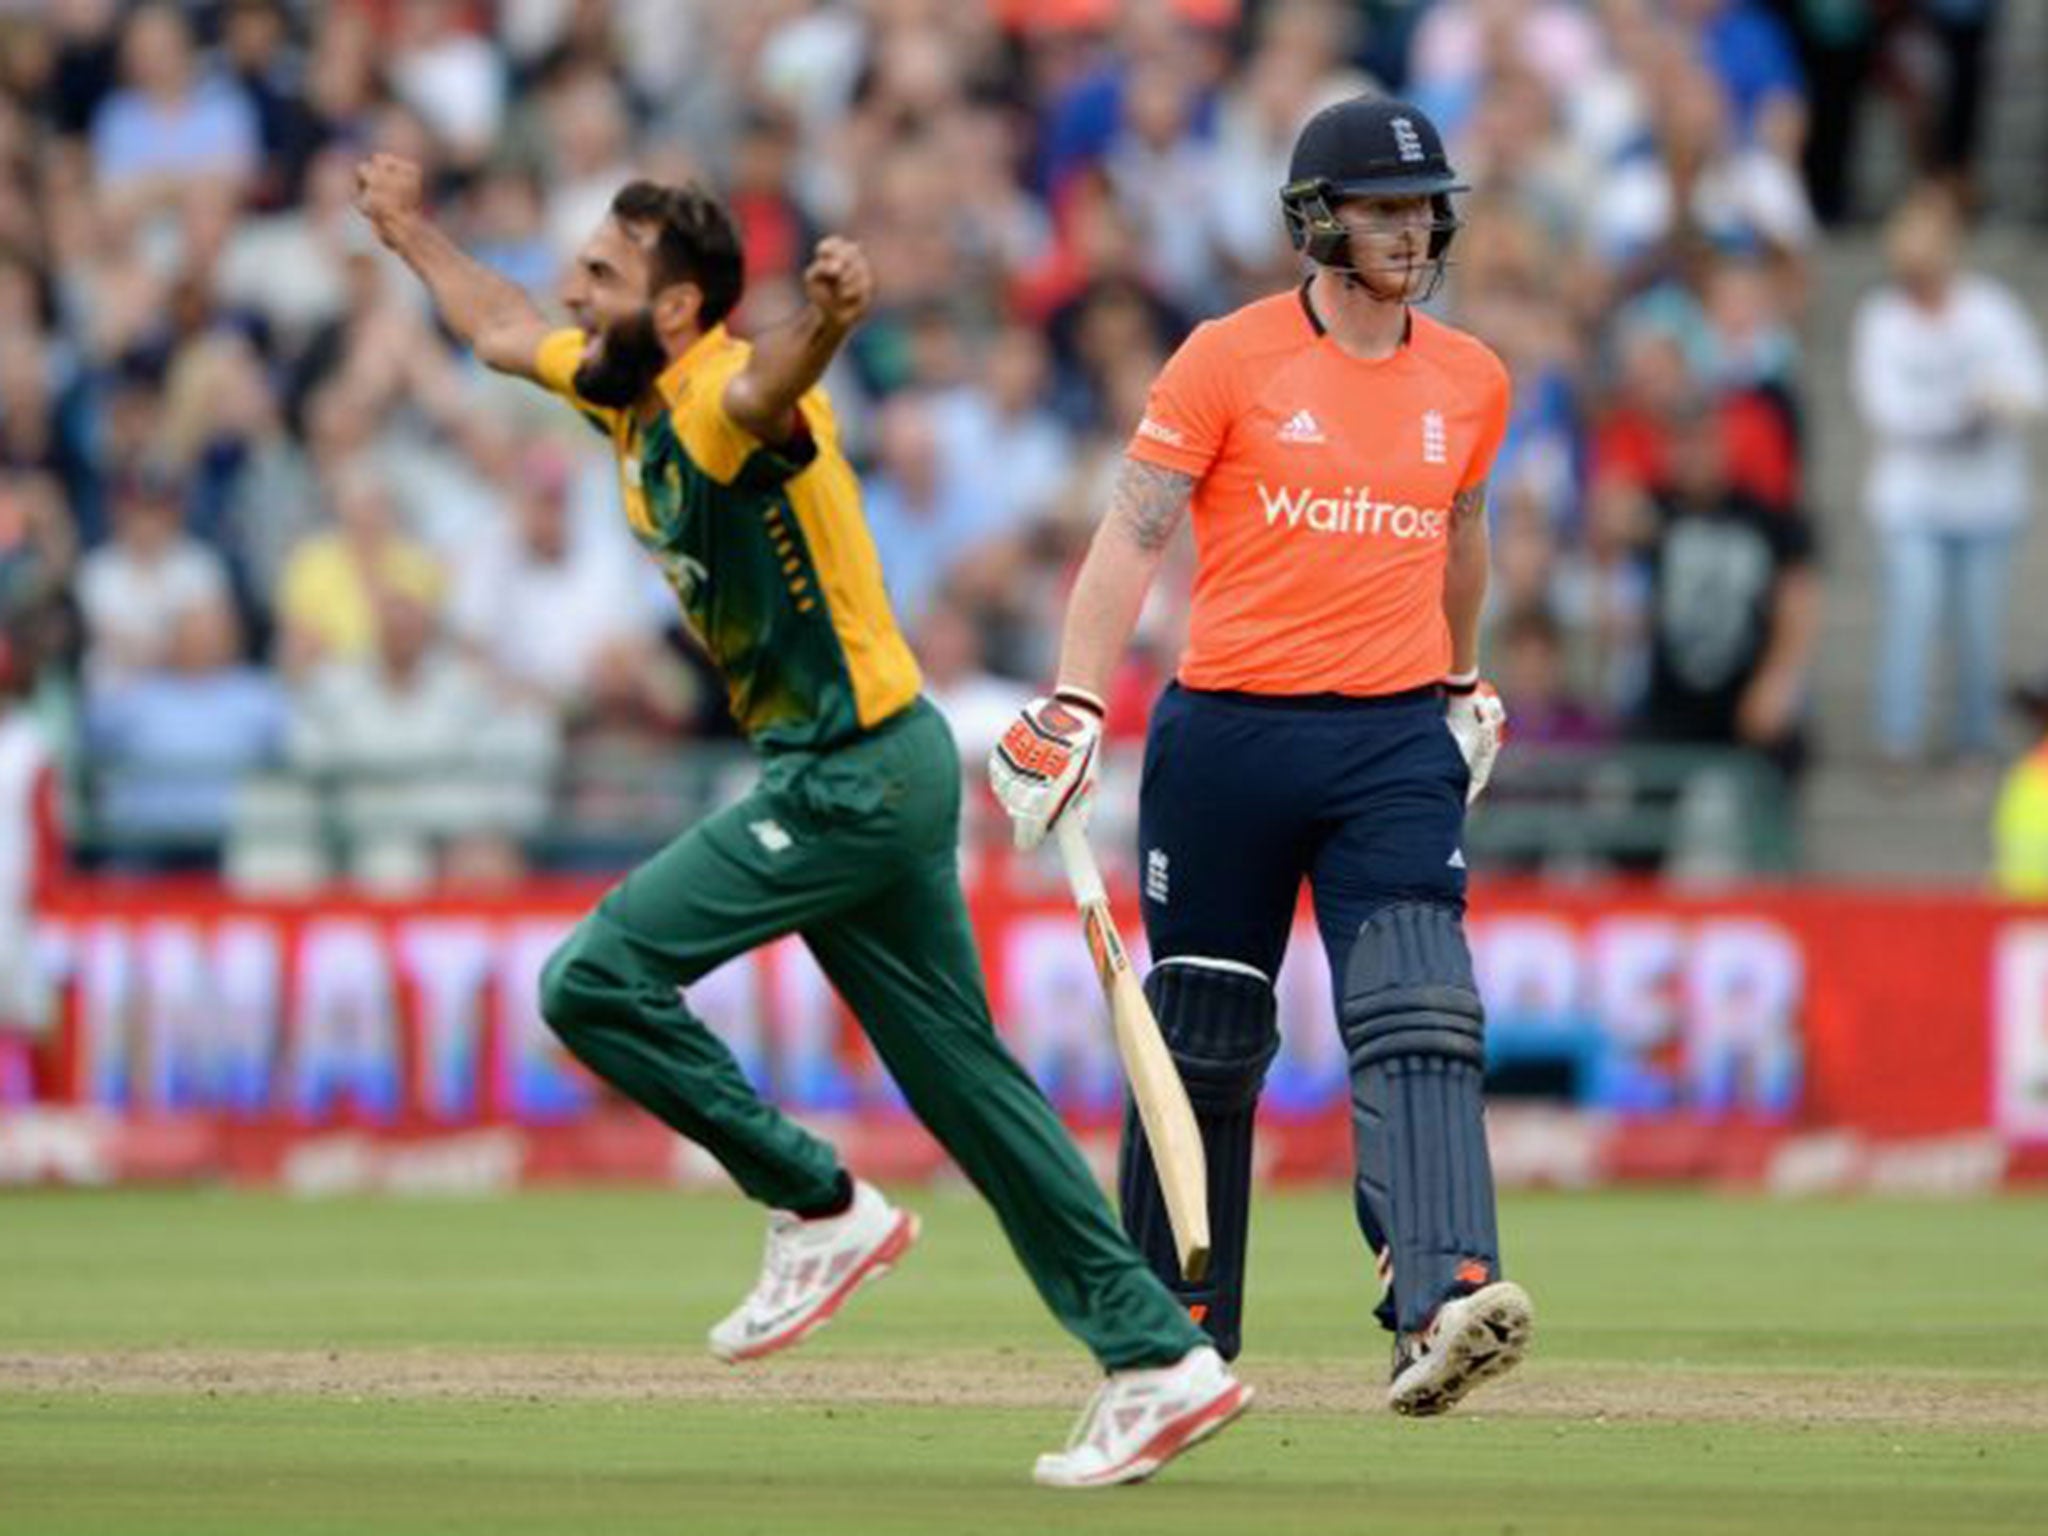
[1277,409,1326,445]
[1447,847,1466,869]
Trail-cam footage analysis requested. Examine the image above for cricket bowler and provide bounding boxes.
[990,96,1534,1415]
[354,157,1249,1486]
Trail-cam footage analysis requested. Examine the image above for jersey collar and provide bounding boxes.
[1297,276,1324,336]
[654,324,732,408]
[1298,276,1414,350]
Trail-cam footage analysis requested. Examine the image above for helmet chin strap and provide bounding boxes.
[1336,266,1416,302]
[1323,254,1431,304]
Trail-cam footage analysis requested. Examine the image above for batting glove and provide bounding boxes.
[989,688,1104,851]
[1444,673,1507,806]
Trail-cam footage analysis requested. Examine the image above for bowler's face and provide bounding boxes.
[561,217,653,338]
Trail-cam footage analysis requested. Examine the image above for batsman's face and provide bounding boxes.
[1335,194,1434,301]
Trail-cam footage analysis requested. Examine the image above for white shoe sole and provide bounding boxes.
[1388,1281,1533,1418]
[709,1209,921,1364]
[1033,1379,1255,1489]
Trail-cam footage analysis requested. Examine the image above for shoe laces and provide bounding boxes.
[1057,1361,1191,1457]
[743,1212,806,1308]
[1057,1378,1115,1454]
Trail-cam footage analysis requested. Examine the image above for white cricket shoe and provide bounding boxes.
[1387,1280,1533,1417]
[1032,1344,1253,1489]
[707,1180,919,1364]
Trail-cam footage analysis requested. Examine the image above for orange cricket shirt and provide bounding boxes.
[1127,288,1511,697]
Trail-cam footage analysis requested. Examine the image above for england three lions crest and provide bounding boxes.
[1422,409,1447,466]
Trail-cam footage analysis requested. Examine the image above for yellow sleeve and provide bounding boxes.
[672,344,823,487]
[534,328,620,434]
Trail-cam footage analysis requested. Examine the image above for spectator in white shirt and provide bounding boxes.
[449,446,660,711]
[76,464,231,686]
[289,583,557,889]
[385,0,506,171]
[1852,186,2048,772]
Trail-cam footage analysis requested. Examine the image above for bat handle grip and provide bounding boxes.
[1054,816,1107,908]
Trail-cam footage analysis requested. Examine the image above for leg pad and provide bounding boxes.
[1340,903,1501,1335]
[1118,960,1277,1360]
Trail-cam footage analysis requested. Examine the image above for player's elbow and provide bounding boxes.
[1100,515,1170,573]
[723,374,799,445]
[471,314,547,381]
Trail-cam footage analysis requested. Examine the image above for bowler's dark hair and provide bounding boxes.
[610,180,745,327]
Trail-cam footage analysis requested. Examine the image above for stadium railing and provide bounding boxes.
[71,741,1797,886]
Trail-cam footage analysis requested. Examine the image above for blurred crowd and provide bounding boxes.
[0,0,2032,890]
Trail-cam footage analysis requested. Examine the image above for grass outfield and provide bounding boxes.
[3,1187,2046,1534]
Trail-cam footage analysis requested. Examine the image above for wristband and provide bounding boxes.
[1052,685,1107,721]
[1443,670,1480,696]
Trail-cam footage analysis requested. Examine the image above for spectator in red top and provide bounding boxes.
[725,106,813,309]
[1591,318,1797,512]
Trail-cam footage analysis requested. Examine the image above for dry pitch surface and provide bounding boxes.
[8,1347,2048,1431]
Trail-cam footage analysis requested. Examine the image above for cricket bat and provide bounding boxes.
[1054,817,1211,1283]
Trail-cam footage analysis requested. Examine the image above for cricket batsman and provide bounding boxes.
[354,158,1250,1486]
[990,96,1534,1415]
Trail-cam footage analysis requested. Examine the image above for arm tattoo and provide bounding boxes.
[1451,482,1488,532]
[1109,457,1195,554]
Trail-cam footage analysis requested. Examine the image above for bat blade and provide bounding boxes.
[1101,947,1212,1284]
[1057,820,1211,1283]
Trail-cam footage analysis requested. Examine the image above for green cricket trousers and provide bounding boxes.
[539,697,1204,1371]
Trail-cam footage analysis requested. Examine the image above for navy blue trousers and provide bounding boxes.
[1137,683,1470,991]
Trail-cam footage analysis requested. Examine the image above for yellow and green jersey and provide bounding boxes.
[534,326,921,751]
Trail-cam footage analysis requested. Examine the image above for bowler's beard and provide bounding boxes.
[573,310,667,408]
